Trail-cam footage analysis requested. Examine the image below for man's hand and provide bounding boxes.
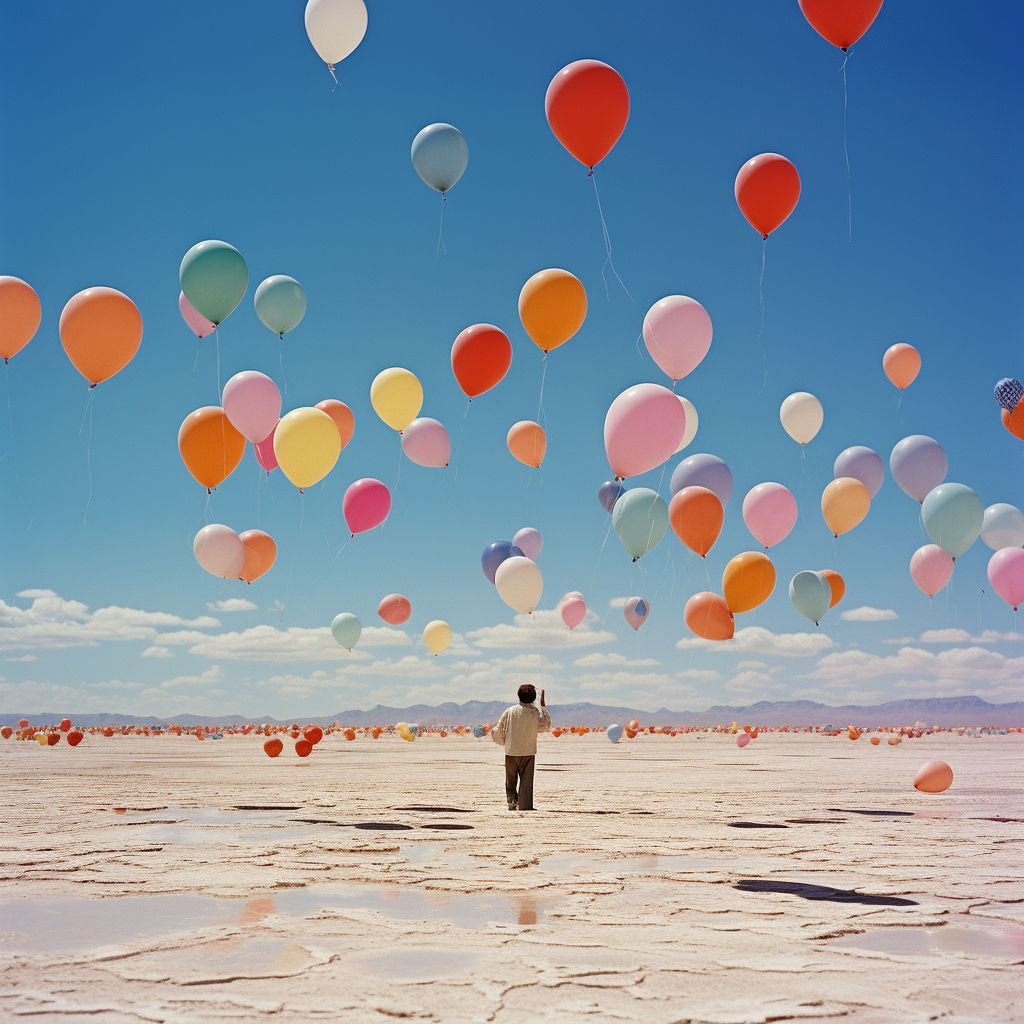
[540,689,545,707]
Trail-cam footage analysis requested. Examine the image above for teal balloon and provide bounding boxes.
[606,724,623,744]
[789,571,832,625]
[411,123,469,194]
[331,612,361,651]
[254,275,307,336]
[612,488,669,561]
[179,240,248,325]
[922,483,984,558]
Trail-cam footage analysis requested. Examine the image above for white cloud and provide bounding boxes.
[159,624,410,662]
[573,652,660,668]
[916,629,1024,644]
[840,606,898,622]
[468,609,615,650]
[6,654,37,662]
[207,599,258,613]
[87,679,144,690]
[141,646,172,659]
[736,660,767,669]
[675,669,721,682]
[723,669,786,695]
[608,597,629,609]
[161,666,224,689]
[676,626,834,657]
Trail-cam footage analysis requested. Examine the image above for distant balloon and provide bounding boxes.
[179,240,248,325]
[451,324,512,398]
[545,59,629,171]
[987,547,1024,610]
[518,269,587,352]
[222,370,281,444]
[423,620,452,655]
[264,738,283,758]
[612,488,669,561]
[598,480,626,514]
[178,291,217,339]
[507,420,547,468]
[834,446,884,498]
[331,612,361,651]
[274,407,342,489]
[623,596,650,630]
[910,544,954,598]
[684,592,734,641]
[882,343,921,390]
[913,760,953,794]
[982,504,1024,551]
[642,296,713,383]
[606,724,624,744]
[315,399,355,451]
[722,552,776,614]
[779,392,823,445]
[401,417,451,467]
[789,571,832,624]
[343,478,391,535]
[239,530,277,584]
[178,407,246,490]
[254,276,307,337]
[0,276,41,362]
[254,426,279,473]
[194,525,245,579]
[411,123,469,194]
[994,378,1023,413]
[559,591,586,630]
[59,287,143,386]
[295,738,313,757]
[890,435,947,503]
[922,483,984,558]
[304,0,367,76]
[494,556,543,614]
[604,383,686,478]
[371,368,423,432]
[819,569,845,608]
[798,0,884,51]
[378,594,411,625]
[670,453,733,507]
[674,397,699,453]
[742,483,797,549]
[669,486,723,557]
[481,541,525,585]
[735,153,801,238]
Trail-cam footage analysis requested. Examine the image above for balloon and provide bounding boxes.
[178,407,246,490]
[789,571,832,624]
[982,503,1024,550]
[559,591,586,630]
[59,287,143,386]
[779,392,823,445]
[734,154,801,238]
[882,343,921,390]
[819,569,845,608]
[494,556,543,614]
[612,488,669,561]
[0,276,42,362]
[822,477,871,536]
[834,446,884,498]
[513,528,543,561]
[994,377,1023,413]
[669,486,723,557]
[331,612,361,650]
[254,425,279,473]
[264,738,283,757]
[909,544,954,598]
[1,726,12,739]
[606,724,623,744]
[67,730,83,746]
[913,760,953,794]
[343,478,391,534]
[642,296,713,383]
[507,420,547,468]
[722,552,776,614]
[401,418,451,467]
[411,123,468,194]
[451,324,512,399]
[670,453,733,507]
[685,593,734,640]
[397,722,415,742]
[239,530,276,584]
[1003,403,1024,441]
[481,541,524,584]
[922,483,984,558]
[673,397,699,453]
[987,547,1024,610]
[598,480,625,514]
[254,276,307,337]
[222,371,281,443]
[315,399,355,452]
[604,383,686,478]
[179,240,248,325]
[518,269,587,352]
[378,594,411,625]
[890,435,948,502]
[60,718,71,732]
[194,525,245,579]
[798,0,885,51]
[423,620,452,655]
[304,0,367,70]
[295,739,313,757]
[623,596,650,630]
[370,367,423,432]
[742,483,797,549]
[737,733,750,748]
[544,59,629,170]
[178,291,217,339]
[274,407,342,490]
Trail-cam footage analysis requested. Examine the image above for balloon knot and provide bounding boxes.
[762,233,769,241]
[88,383,97,390]
[841,46,848,53]
[299,488,303,494]
[632,557,638,563]
[588,168,594,177]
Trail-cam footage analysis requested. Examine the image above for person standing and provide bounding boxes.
[491,684,551,810]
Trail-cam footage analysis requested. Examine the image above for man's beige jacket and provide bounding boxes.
[491,702,551,756]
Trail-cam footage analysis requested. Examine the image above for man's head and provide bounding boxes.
[518,683,537,705]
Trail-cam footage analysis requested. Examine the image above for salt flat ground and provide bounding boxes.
[1,730,1022,1023]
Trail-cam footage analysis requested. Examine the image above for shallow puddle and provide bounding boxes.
[352,945,480,978]
[829,918,1024,958]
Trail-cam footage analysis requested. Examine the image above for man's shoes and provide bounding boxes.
[507,803,518,811]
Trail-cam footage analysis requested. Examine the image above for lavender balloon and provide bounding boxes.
[670,453,733,507]
[514,527,543,560]
[834,446,885,499]
[889,435,948,503]
[598,480,625,514]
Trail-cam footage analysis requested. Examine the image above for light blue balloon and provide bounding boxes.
[612,488,669,561]
[411,123,469,194]
[331,612,361,651]
[472,725,485,738]
[789,571,832,625]
[179,240,248,326]
[982,503,1024,551]
[254,275,307,336]
[922,483,984,558]
[606,723,623,744]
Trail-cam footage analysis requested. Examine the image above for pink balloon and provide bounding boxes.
[742,482,797,549]
[222,370,282,444]
[559,591,586,629]
[604,383,686,479]
[623,596,650,630]
[254,423,278,473]
[401,417,451,468]
[642,295,713,383]
[179,291,217,339]
[193,524,245,579]
[378,593,412,625]
[344,478,391,535]
[736,733,750,748]
[910,544,954,598]
[987,547,1024,610]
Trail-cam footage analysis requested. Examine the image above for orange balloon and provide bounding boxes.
[684,592,735,640]
[734,154,801,238]
[518,269,587,352]
[0,276,42,362]
[1002,403,1024,441]
[295,739,313,757]
[239,530,276,583]
[822,477,870,537]
[819,569,846,608]
[722,551,776,613]
[303,726,323,745]
[59,287,143,386]
[882,343,921,390]
[315,399,355,451]
[669,486,724,557]
[344,728,356,741]
[870,735,880,745]
[178,407,246,490]
[1,726,12,739]
[507,420,547,467]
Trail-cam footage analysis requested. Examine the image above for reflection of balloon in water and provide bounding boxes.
[423,620,452,655]
[254,276,307,337]
[343,478,391,534]
[819,569,845,608]
[451,324,512,398]
[274,407,342,489]
[673,397,699,453]
[834,446,884,498]
[194,525,245,579]
[494,556,543,614]
[922,483,983,558]
[669,486,723,557]
[606,724,623,744]
[559,592,586,630]
[670,453,733,507]
[982,504,1024,550]
[222,371,281,444]
[1003,403,1024,441]
[545,59,629,171]
[987,547,1024,610]
[179,240,248,325]
[331,613,361,651]
[411,123,468,194]
[994,378,1023,413]
[623,597,650,630]
[723,552,776,613]
[642,296,713,383]
[736,733,750,748]
[779,392,823,445]
[304,0,367,75]
[882,343,921,390]
[264,738,283,758]
[598,480,625,514]
[315,399,355,451]
[913,760,953,794]
[255,426,278,473]
[612,488,669,561]
[239,530,276,584]
[890,435,947,502]
[481,541,524,584]
[59,287,143,386]
[604,383,686,478]
[0,276,42,362]
[742,483,797,549]
[378,594,411,625]
[789,571,832,624]
[735,154,801,238]
[513,527,543,561]
[178,407,246,490]
[798,0,884,50]
[822,477,871,536]
[507,421,546,467]
[910,544,955,598]
[401,418,451,467]
[518,269,587,352]
[178,291,216,339]
[371,367,423,432]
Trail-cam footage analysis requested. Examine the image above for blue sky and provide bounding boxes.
[1,1,1021,718]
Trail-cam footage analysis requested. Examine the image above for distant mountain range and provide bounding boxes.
[3,696,1022,728]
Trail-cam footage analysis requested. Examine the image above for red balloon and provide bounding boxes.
[67,730,84,746]
[451,324,512,399]
[295,739,313,757]
[59,718,72,732]
[545,60,630,171]
[303,726,323,745]
[798,0,884,51]
[264,738,283,758]
[378,593,412,625]
[735,154,801,239]
[47,732,60,746]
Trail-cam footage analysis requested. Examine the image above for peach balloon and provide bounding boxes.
[507,420,547,467]
[913,760,953,793]
[59,287,143,386]
[819,569,845,608]
[378,593,412,625]
[239,530,277,583]
[870,736,880,745]
[722,552,776,613]
[518,269,587,352]
[178,407,247,490]
[882,343,921,390]
[0,276,42,362]
[821,477,870,537]
[684,592,735,640]
[669,487,724,557]
[315,399,355,451]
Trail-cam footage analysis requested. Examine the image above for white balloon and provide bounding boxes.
[193,525,245,579]
[304,0,368,67]
[494,556,543,615]
[513,527,543,561]
[780,392,823,445]
[673,397,699,453]
[982,503,1024,551]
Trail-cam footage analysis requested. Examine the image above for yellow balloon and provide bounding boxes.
[518,269,587,352]
[397,722,415,742]
[423,619,452,656]
[822,477,871,537]
[273,407,342,490]
[35,733,47,745]
[370,367,423,432]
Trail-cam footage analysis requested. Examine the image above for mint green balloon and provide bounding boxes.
[922,482,984,558]
[254,275,307,337]
[612,488,669,561]
[789,571,831,624]
[331,612,361,651]
[179,240,248,326]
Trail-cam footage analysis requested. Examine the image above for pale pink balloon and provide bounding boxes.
[987,547,1024,610]
[378,594,412,625]
[623,596,650,630]
[344,478,391,535]
[401,417,451,467]
[742,482,797,549]
[736,733,750,748]
[910,544,954,598]
[193,524,245,579]
[255,423,278,472]
[222,370,282,443]
[514,527,543,560]
[179,291,217,339]
[604,383,686,479]
[559,591,586,629]
[642,295,713,383]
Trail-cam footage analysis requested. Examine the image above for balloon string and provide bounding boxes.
[591,515,614,592]
[381,437,403,535]
[756,237,767,391]
[536,352,547,425]
[327,63,339,87]
[2,364,33,531]
[256,458,263,527]
[532,613,545,693]
[436,192,447,261]
[591,172,633,303]
[79,391,94,526]
[299,491,305,533]
[842,50,852,242]
[453,399,470,484]
[279,338,288,398]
